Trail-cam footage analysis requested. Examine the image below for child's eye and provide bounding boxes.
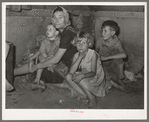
[77,42,81,45]
[59,16,63,19]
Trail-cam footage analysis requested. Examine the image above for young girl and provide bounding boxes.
[29,23,60,85]
[65,31,106,109]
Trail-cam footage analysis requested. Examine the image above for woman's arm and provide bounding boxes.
[34,48,66,70]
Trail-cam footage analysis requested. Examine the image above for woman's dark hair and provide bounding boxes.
[53,6,63,13]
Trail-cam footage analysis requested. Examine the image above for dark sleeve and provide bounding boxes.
[59,30,76,49]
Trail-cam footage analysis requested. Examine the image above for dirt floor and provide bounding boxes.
[6,75,144,109]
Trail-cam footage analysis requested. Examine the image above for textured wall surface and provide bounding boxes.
[6,16,51,63]
[6,8,93,64]
[94,11,144,58]
[6,6,145,64]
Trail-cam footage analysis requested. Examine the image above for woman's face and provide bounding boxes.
[52,11,66,30]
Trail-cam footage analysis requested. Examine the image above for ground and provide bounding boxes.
[6,76,144,109]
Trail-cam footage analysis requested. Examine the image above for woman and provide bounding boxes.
[30,6,78,95]
[14,6,77,95]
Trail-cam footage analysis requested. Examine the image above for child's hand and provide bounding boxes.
[79,52,86,59]
[30,65,37,73]
[29,54,35,61]
[72,73,84,84]
[101,56,109,61]
[47,66,54,73]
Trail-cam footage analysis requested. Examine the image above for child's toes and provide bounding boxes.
[39,80,45,86]
[83,99,89,105]
[6,80,14,91]
[88,99,97,109]
[70,90,78,99]
[33,79,39,84]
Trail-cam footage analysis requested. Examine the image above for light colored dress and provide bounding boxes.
[74,49,106,97]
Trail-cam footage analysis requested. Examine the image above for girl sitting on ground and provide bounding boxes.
[65,31,106,109]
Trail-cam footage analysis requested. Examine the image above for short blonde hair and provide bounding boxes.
[72,31,94,48]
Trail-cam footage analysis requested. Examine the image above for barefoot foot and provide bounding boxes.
[33,78,40,84]
[6,79,14,92]
[88,98,97,109]
[70,90,78,99]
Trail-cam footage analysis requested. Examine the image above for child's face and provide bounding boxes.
[102,26,115,40]
[76,38,89,53]
[52,11,66,30]
[46,25,57,38]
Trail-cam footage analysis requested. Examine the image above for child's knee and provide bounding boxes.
[65,73,72,81]
[117,64,125,79]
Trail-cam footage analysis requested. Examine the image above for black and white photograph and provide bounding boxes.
[2,2,147,120]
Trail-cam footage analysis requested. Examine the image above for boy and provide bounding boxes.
[95,20,127,91]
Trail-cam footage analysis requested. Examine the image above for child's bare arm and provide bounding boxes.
[29,51,40,61]
[101,41,126,61]
[39,40,46,56]
[69,54,82,74]
[82,52,97,78]
[73,52,97,84]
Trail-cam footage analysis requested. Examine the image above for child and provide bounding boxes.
[29,23,60,85]
[65,31,106,109]
[95,20,127,91]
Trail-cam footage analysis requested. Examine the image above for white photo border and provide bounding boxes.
[2,2,147,120]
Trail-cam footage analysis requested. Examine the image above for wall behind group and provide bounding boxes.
[6,6,93,64]
[94,10,144,58]
[6,5,145,64]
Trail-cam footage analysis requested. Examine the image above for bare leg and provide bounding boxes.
[14,63,30,76]
[6,78,14,91]
[6,42,10,59]
[33,55,46,84]
[34,69,43,84]
[117,63,126,86]
[6,42,14,91]
[79,82,97,109]
[65,73,88,100]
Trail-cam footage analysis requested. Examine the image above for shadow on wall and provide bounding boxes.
[6,6,144,66]
[6,8,94,64]
[6,16,51,64]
